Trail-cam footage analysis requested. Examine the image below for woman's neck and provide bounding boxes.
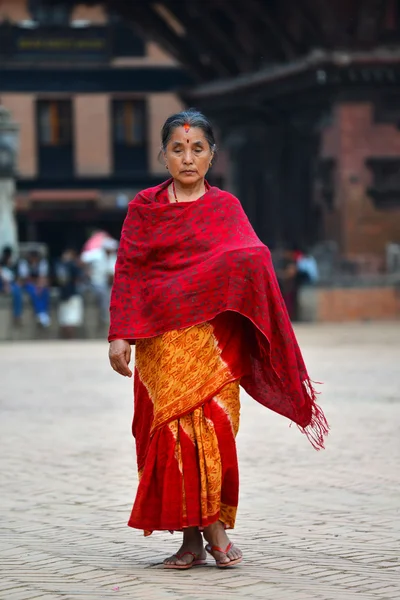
[173,178,206,201]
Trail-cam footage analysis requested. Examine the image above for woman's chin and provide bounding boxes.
[176,173,202,185]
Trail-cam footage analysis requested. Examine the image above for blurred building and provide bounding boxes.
[63,0,400,270]
[0,0,191,257]
[3,0,400,274]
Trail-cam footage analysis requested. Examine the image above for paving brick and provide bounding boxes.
[0,323,399,600]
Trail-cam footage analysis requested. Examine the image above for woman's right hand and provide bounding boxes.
[109,339,132,378]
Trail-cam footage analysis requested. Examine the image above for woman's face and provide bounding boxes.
[163,126,213,186]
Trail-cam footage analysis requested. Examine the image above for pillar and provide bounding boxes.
[0,179,18,254]
[223,123,283,248]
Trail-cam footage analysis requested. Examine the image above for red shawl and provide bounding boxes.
[109,179,328,449]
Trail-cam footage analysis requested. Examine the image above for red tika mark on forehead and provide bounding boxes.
[183,123,190,133]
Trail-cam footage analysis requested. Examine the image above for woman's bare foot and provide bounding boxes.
[163,527,206,567]
[203,520,242,565]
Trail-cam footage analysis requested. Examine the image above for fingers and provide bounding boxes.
[109,350,132,377]
[125,344,132,368]
[111,357,132,377]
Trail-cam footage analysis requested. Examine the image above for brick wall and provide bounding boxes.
[321,102,400,259]
[0,0,107,23]
[316,287,400,321]
[74,95,111,176]
[71,4,106,23]
[0,0,29,21]
[0,294,107,341]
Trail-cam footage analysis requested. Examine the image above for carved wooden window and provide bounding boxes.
[366,158,400,207]
[112,99,146,146]
[37,100,73,146]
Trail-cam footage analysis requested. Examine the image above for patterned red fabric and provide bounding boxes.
[129,388,240,534]
[129,313,244,535]
[109,179,328,449]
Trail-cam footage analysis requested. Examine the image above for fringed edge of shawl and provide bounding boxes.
[298,379,329,451]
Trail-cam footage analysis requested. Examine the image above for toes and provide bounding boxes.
[227,547,242,561]
[218,554,231,564]
[211,550,230,564]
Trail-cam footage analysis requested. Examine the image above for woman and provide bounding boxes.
[108,109,328,570]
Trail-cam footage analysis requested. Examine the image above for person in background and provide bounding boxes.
[0,246,15,291]
[19,249,51,327]
[18,249,49,283]
[0,246,24,325]
[82,237,118,327]
[104,238,118,289]
[296,247,319,286]
[24,276,51,328]
[56,248,84,339]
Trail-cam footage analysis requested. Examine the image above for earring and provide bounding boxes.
[209,162,213,168]
[166,165,169,170]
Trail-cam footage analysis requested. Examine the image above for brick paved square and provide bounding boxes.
[1,323,399,600]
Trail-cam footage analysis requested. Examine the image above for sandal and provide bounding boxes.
[205,542,243,568]
[163,551,207,570]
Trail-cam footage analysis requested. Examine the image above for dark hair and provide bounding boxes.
[28,250,40,258]
[161,108,216,153]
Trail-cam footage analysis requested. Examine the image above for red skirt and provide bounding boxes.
[128,312,250,535]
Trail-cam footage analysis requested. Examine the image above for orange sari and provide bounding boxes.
[128,312,250,535]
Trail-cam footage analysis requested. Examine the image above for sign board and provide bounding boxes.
[0,24,144,63]
[13,26,110,62]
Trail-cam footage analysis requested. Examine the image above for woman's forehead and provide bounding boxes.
[169,126,206,143]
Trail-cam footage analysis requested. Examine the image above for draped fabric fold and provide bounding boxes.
[129,312,248,535]
[109,179,328,449]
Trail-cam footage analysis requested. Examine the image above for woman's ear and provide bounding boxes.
[158,147,168,169]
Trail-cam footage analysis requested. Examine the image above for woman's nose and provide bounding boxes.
[182,149,193,163]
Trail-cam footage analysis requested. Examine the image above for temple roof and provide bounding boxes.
[50,0,399,82]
